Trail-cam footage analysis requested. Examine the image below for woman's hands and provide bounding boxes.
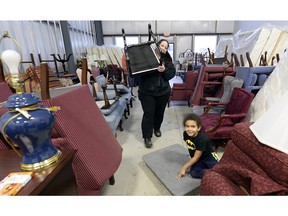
[158,65,165,73]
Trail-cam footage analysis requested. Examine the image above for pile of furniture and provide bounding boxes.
[200,122,288,195]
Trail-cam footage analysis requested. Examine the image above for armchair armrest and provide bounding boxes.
[173,83,186,88]
[221,113,247,119]
[172,85,186,90]
[204,102,229,114]
[205,113,247,134]
[202,81,222,86]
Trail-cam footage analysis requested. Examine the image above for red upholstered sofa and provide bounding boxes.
[200,122,288,195]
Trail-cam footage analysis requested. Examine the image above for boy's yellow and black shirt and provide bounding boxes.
[183,130,214,159]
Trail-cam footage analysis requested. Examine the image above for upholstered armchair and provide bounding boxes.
[200,87,254,142]
[168,70,198,107]
[40,85,123,195]
[201,122,288,195]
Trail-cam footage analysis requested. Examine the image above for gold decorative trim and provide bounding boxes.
[21,150,62,171]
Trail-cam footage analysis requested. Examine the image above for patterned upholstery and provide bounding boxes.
[200,87,254,140]
[0,107,9,150]
[0,82,10,148]
[40,85,123,195]
[200,122,288,195]
[0,83,13,149]
[231,122,288,187]
[0,82,13,103]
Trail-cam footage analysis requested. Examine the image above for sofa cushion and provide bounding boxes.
[232,122,288,188]
[201,169,245,195]
[213,140,288,195]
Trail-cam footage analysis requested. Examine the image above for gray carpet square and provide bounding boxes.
[142,144,201,195]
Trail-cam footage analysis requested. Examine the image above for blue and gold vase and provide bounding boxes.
[0,93,61,171]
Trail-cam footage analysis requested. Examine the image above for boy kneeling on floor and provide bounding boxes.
[176,113,219,179]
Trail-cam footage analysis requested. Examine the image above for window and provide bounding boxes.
[193,35,217,55]
[168,43,174,62]
[115,36,139,48]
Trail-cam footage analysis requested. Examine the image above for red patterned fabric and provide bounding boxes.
[232,122,288,188]
[200,122,288,195]
[200,115,235,139]
[0,82,13,103]
[200,88,254,140]
[40,85,123,195]
[200,169,244,195]
[0,106,9,149]
[0,83,12,149]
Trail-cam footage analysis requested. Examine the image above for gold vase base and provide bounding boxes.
[20,150,62,171]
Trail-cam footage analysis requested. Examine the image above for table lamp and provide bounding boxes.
[0,34,61,171]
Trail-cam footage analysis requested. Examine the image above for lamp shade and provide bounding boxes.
[1,49,21,75]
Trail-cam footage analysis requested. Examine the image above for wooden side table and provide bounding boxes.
[0,149,77,195]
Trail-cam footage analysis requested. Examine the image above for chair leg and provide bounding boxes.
[130,98,133,108]
[109,175,115,185]
[126,102,130,115]
[118,119,123,131]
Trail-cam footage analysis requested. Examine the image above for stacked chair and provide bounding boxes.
[89,60,133,118]
[77,58,127,134]
[190,54,235,106]
[235,52,275,93]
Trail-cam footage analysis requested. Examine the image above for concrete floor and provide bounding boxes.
[101,79,225,195]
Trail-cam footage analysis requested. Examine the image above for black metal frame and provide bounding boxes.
[122,24,160,77]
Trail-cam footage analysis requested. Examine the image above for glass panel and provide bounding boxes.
[194,35,217,54]
[115,36,139,48]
